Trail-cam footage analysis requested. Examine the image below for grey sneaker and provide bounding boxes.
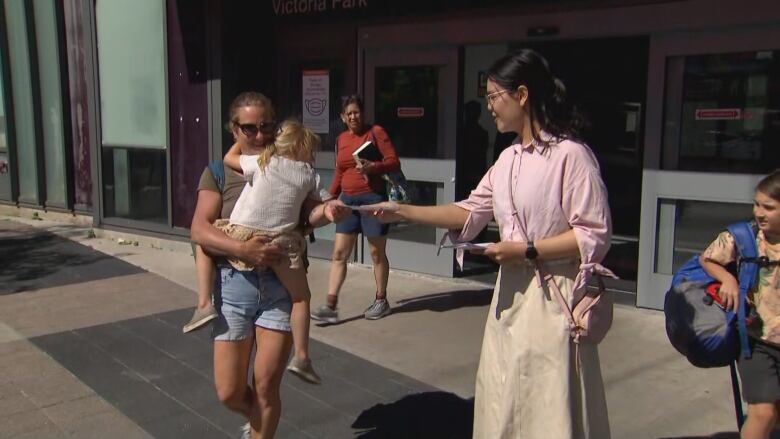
[310,305,339,324]
[239,422,251,439]
[182,304,218,333]
[286,356,322,384]
[363,298,391,320]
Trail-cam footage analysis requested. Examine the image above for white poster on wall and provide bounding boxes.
[302,70,329,134]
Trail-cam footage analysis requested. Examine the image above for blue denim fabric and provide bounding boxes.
[336,191,390,237]
[212,267,292,341]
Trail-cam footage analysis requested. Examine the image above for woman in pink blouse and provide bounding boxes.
[373,49,614,438]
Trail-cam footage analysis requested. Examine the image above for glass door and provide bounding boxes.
[0,33,13,202]
[362,47,458,276]
[637,26,780,309]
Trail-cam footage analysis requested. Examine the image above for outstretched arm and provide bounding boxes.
[391,203,470,230]
[223,142,242,172]
[302,197,350,228]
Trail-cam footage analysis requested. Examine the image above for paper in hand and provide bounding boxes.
[351,202,400,213]
[350,205,379,212]
[440,242,492,251]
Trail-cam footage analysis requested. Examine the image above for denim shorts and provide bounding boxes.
[336,191,390,237]
[212,267,292,341]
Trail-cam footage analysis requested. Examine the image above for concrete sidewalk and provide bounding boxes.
[0,215,750,438]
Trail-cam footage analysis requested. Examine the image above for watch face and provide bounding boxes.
[526,242,538,259]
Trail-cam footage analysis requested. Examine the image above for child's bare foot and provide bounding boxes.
[182,304,218,333]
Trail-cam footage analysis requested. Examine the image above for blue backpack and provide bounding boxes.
[664,221,759,368]
[207,160,226,192]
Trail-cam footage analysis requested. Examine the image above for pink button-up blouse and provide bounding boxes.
[453,134,614,292]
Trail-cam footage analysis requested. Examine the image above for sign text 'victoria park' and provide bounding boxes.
[272,0,368,16]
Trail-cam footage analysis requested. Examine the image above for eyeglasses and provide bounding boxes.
[237,122,276,137]
[485,89,510,106]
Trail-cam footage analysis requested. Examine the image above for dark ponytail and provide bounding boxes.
[487,49,586,145]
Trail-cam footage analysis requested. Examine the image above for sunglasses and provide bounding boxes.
[237,121,276,137]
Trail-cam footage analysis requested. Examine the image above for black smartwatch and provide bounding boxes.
[525,240,538,260]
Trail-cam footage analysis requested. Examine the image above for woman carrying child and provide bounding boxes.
[701,169,780,439]
[217,117,341,385]
[189,92,347,439]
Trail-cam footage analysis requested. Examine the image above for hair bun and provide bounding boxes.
[552,77,567,104]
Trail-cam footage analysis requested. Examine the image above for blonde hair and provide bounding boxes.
[258,119,320,170]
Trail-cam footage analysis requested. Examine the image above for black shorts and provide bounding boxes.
[737,338,780,404]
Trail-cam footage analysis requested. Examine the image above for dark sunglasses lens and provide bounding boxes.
[258,122,276,133]
[239,124,259,137]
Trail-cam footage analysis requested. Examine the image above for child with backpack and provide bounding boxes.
[188,119,345,385]
[700,169,780,439]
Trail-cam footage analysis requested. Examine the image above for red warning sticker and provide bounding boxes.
[695,108,741,120]
[397,107,425,118]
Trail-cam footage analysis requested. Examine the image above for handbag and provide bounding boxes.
[369,127,412,204]
[508,150,613,346]
[382,172,411,204]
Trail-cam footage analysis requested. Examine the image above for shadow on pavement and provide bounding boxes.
[658,434,739,439]
[0,221,144,294]
[391,289,493,314]
[660,432,780,439]
[313,289,492,327]
[352,391,474,439]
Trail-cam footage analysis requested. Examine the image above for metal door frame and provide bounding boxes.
[636,25,780,309]
[360,45,459,276]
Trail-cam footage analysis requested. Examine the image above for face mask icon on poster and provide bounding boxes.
[305,99,327,116]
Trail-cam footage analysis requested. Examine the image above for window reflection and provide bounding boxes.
[665,50,780,173]
[102,148,168,224]
[655,199,752,275]
[375,66,443,159]
[388,180,439,244]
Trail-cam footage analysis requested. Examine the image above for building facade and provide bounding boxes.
[0,0,778,309]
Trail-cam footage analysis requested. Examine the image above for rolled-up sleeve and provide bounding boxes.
[702,231,736,266]
[453,166,496,242]
[561,145,615,290]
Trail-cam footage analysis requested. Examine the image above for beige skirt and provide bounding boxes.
[472,260,610,439]
[212,220,306,271]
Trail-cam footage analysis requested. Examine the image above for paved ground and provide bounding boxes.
[0,215,769,438]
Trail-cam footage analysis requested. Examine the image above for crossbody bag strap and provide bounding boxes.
[507,151,577,327]
[536,260,585,373]
[536,263,576,326]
